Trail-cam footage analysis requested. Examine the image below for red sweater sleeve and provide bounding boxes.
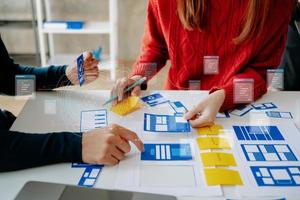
[211,6,292,112]
[130,0,169,79]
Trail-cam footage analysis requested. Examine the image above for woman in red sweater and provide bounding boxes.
[112,0,295,128]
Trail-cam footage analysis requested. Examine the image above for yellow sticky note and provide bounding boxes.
[197,127,212,135]
[111,96,142,116]
[197,137,231,150]
[201,152,237,167]
[197,124,224,135]
[204,168,243,186]
[210,124,224,134]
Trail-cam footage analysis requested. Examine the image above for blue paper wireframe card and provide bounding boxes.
[230,105,253,117]
[72,163,101,168]
[141,93,169,107]
[252,102,277,110]
[141,143,193,161]
[169,101,187,115]
[77,54,85,86]
[241,144,297,162]
[78,165,103,188]
[233,125,284,141]
[144,113,190,132]
[251,166,300,186]
[266,111,293,119]
[80,109,107,132]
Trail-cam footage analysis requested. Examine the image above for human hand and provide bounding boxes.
[184,89,225,128]
[111,75,143,105]
[66,52,99,85]
[82,124,144,165]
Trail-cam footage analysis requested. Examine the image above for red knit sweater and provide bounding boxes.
[132,0,292,111]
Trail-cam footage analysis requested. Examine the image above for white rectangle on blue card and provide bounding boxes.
[80,110,107,132]
[141,144,192,161]
[266,111,293,119]
[78,166,103,188]
[241,144,297,162]
[252,102,277,110]
[251,166,300,186]
[144,113,190,133]
[230,105,253,116]
[141,93,169,107]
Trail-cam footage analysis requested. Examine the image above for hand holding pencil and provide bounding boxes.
[108,75,147,106]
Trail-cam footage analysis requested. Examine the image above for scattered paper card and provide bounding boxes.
[144,113,190,133]
[197,124,224,135]
[252,102,277,110]
[230,105,253,117]
[201,152,237,167]
[78,165,103,188]
[197,137,231,150]
[80,109,107,132]
[141,143,193,161]
[169,101,187,115]
[204,168,243,186]
[141,93,169,107]
[111,96,143,116]
[266,111,293,119]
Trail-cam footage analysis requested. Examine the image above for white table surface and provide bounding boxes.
[1,90,300,200]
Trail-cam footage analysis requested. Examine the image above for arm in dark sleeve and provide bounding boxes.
[0,131,82,172]
[15,64,71,91]
[0,37,71,95]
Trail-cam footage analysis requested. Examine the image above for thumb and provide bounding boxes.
[83,51,93,61]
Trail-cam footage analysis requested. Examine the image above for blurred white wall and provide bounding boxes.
[0,0,147,61]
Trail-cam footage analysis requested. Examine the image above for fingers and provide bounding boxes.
[117,79,126,101]
[109,124,144,152]
[83,51,93,61]
[83,51,99,70]
[109,146,125,161]
[111,78,135,104]
[111,84,118,106]
[110,135,131,153]
[189,113,215,128]
[131,86,141,96]
[184,107,200,120]
[105,155,119,165]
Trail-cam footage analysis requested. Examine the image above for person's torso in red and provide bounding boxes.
[152,0,290,90]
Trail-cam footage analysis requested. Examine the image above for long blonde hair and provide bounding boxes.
[177,0,288,44]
